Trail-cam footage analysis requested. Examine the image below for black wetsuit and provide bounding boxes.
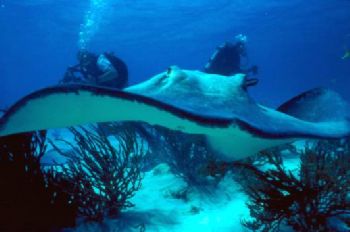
[79,54,103,82]
[204,42,259,88]
[62,53,128,89]
[102,53,128,89]
[204,42,242,76]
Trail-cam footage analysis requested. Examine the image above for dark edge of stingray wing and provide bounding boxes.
[235,119,346,140]
[277,88,326,112]
[277,87,350,122]
[0,84,348,140]
[0,84,233,132]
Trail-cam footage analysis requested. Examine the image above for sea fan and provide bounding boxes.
[160,128,219,187]
[0,131,77,231]
[51,125,146,221]
[235,139,350,232]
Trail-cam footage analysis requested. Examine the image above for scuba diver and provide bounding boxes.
[60,50,128,89]
[204,34,259,89]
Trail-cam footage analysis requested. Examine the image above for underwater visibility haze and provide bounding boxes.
[1,0,350,231]
[1,0,350,107]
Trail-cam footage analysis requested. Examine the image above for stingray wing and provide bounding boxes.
[0,84,349,160]
[0,84,233,137]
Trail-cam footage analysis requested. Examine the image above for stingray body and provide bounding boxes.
[0,67,349,160]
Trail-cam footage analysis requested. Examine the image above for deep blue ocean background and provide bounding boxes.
[1,0,350,109]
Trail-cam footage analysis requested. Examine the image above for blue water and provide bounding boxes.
[0,0,350,108]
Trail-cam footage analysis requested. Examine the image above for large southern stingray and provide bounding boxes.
[0,66,349,160]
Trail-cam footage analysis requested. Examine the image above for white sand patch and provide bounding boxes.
[57,134,305,232]
[68,165,250,232]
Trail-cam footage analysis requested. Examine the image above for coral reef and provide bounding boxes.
[235,139,350,232]
[159,128,219,187]
[0,131,77,231]
[102,123,222,187]
[98,122,164,171]
[51,126,146,221]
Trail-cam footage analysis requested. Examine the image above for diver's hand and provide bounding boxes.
[61,69,79,84]
[243,78,259,89]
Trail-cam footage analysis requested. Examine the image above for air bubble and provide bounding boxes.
[78,0,110,49]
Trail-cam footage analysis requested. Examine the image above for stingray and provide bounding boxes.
[0,66,349,160]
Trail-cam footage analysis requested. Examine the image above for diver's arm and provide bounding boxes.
[98,66,118,83]
[67,64,81,72]
[60,64,85,84]
[63,64,81,78]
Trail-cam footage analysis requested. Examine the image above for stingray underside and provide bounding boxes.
[0,69,349,160]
